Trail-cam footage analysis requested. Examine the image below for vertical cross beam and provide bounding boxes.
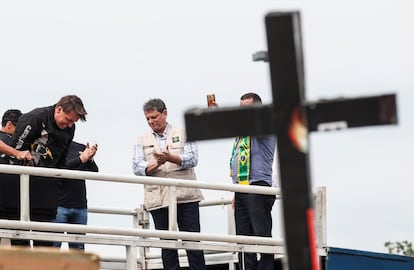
[265,12,318,270]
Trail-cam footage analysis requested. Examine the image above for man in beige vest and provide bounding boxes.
[132,98,205,270]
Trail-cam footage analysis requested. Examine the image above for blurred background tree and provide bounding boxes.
[384,241,414,256]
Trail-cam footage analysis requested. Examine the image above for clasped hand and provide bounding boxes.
[153,151,170,165]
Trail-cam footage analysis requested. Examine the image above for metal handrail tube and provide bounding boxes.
[0,220,283,247]
[0,164,280,195]
[0,229,281,254]
[88,207,138,215]
[87,198,233,216]
[199,198,232,207]
[145,250,235,259]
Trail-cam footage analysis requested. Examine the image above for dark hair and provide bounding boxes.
[240,92,262,104]
[143,98,167,113]
[2,109,23,127]
[56,95,87,121]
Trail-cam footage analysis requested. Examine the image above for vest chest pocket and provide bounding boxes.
[143,145,155,157]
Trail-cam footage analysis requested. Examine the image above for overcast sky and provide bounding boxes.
[1,0,413,257]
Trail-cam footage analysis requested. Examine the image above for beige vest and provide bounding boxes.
[139,125,204,211]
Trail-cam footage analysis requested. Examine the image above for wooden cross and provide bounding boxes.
[184,11,397,270]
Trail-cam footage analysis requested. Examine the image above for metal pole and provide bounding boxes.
[227,204,236,270]
[314,187,327,248]
[168,186,177,231]
[125,209,139,270]
[136,206,148,269]
[126,245,137,270]
[20,174,30,221]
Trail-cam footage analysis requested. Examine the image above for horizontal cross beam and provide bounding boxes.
[184,93,397,141]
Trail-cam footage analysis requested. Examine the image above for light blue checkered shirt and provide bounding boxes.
[132,124,198,176]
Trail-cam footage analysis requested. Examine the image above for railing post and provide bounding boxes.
[168,186,177,231]
[227,204,236,270]
[3,174,31,247]
[314,186,327,248]
[126,245,138,270]
[227,204,235,236]
[137,205,150,270]
[125,208,140,270]
[20,174,30,221]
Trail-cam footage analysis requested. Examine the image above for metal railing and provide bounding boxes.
[0,164,326,270]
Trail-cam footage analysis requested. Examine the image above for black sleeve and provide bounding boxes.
[65,156,83,169]
[10,113,42,150]
[65,141,99,172]
[85,159,99,172]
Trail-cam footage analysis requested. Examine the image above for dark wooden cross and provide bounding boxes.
[184,11,397,270]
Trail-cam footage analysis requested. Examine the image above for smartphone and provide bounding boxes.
[207,94,216,107]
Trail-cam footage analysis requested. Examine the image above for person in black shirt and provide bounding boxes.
[0,109,32,246]
[0,109,24,217]
[53,140,98,250]
[0,109,31,161]
[0,109,23,161]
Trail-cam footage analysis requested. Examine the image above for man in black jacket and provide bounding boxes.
[8,95,88,247]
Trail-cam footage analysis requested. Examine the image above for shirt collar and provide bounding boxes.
[152,123,169,138]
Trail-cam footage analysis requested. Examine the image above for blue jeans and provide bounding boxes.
[150,202,206,270]
[52,206,87,250]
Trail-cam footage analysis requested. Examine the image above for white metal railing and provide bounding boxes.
[0,164,326,270]
[89,198,236,269]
